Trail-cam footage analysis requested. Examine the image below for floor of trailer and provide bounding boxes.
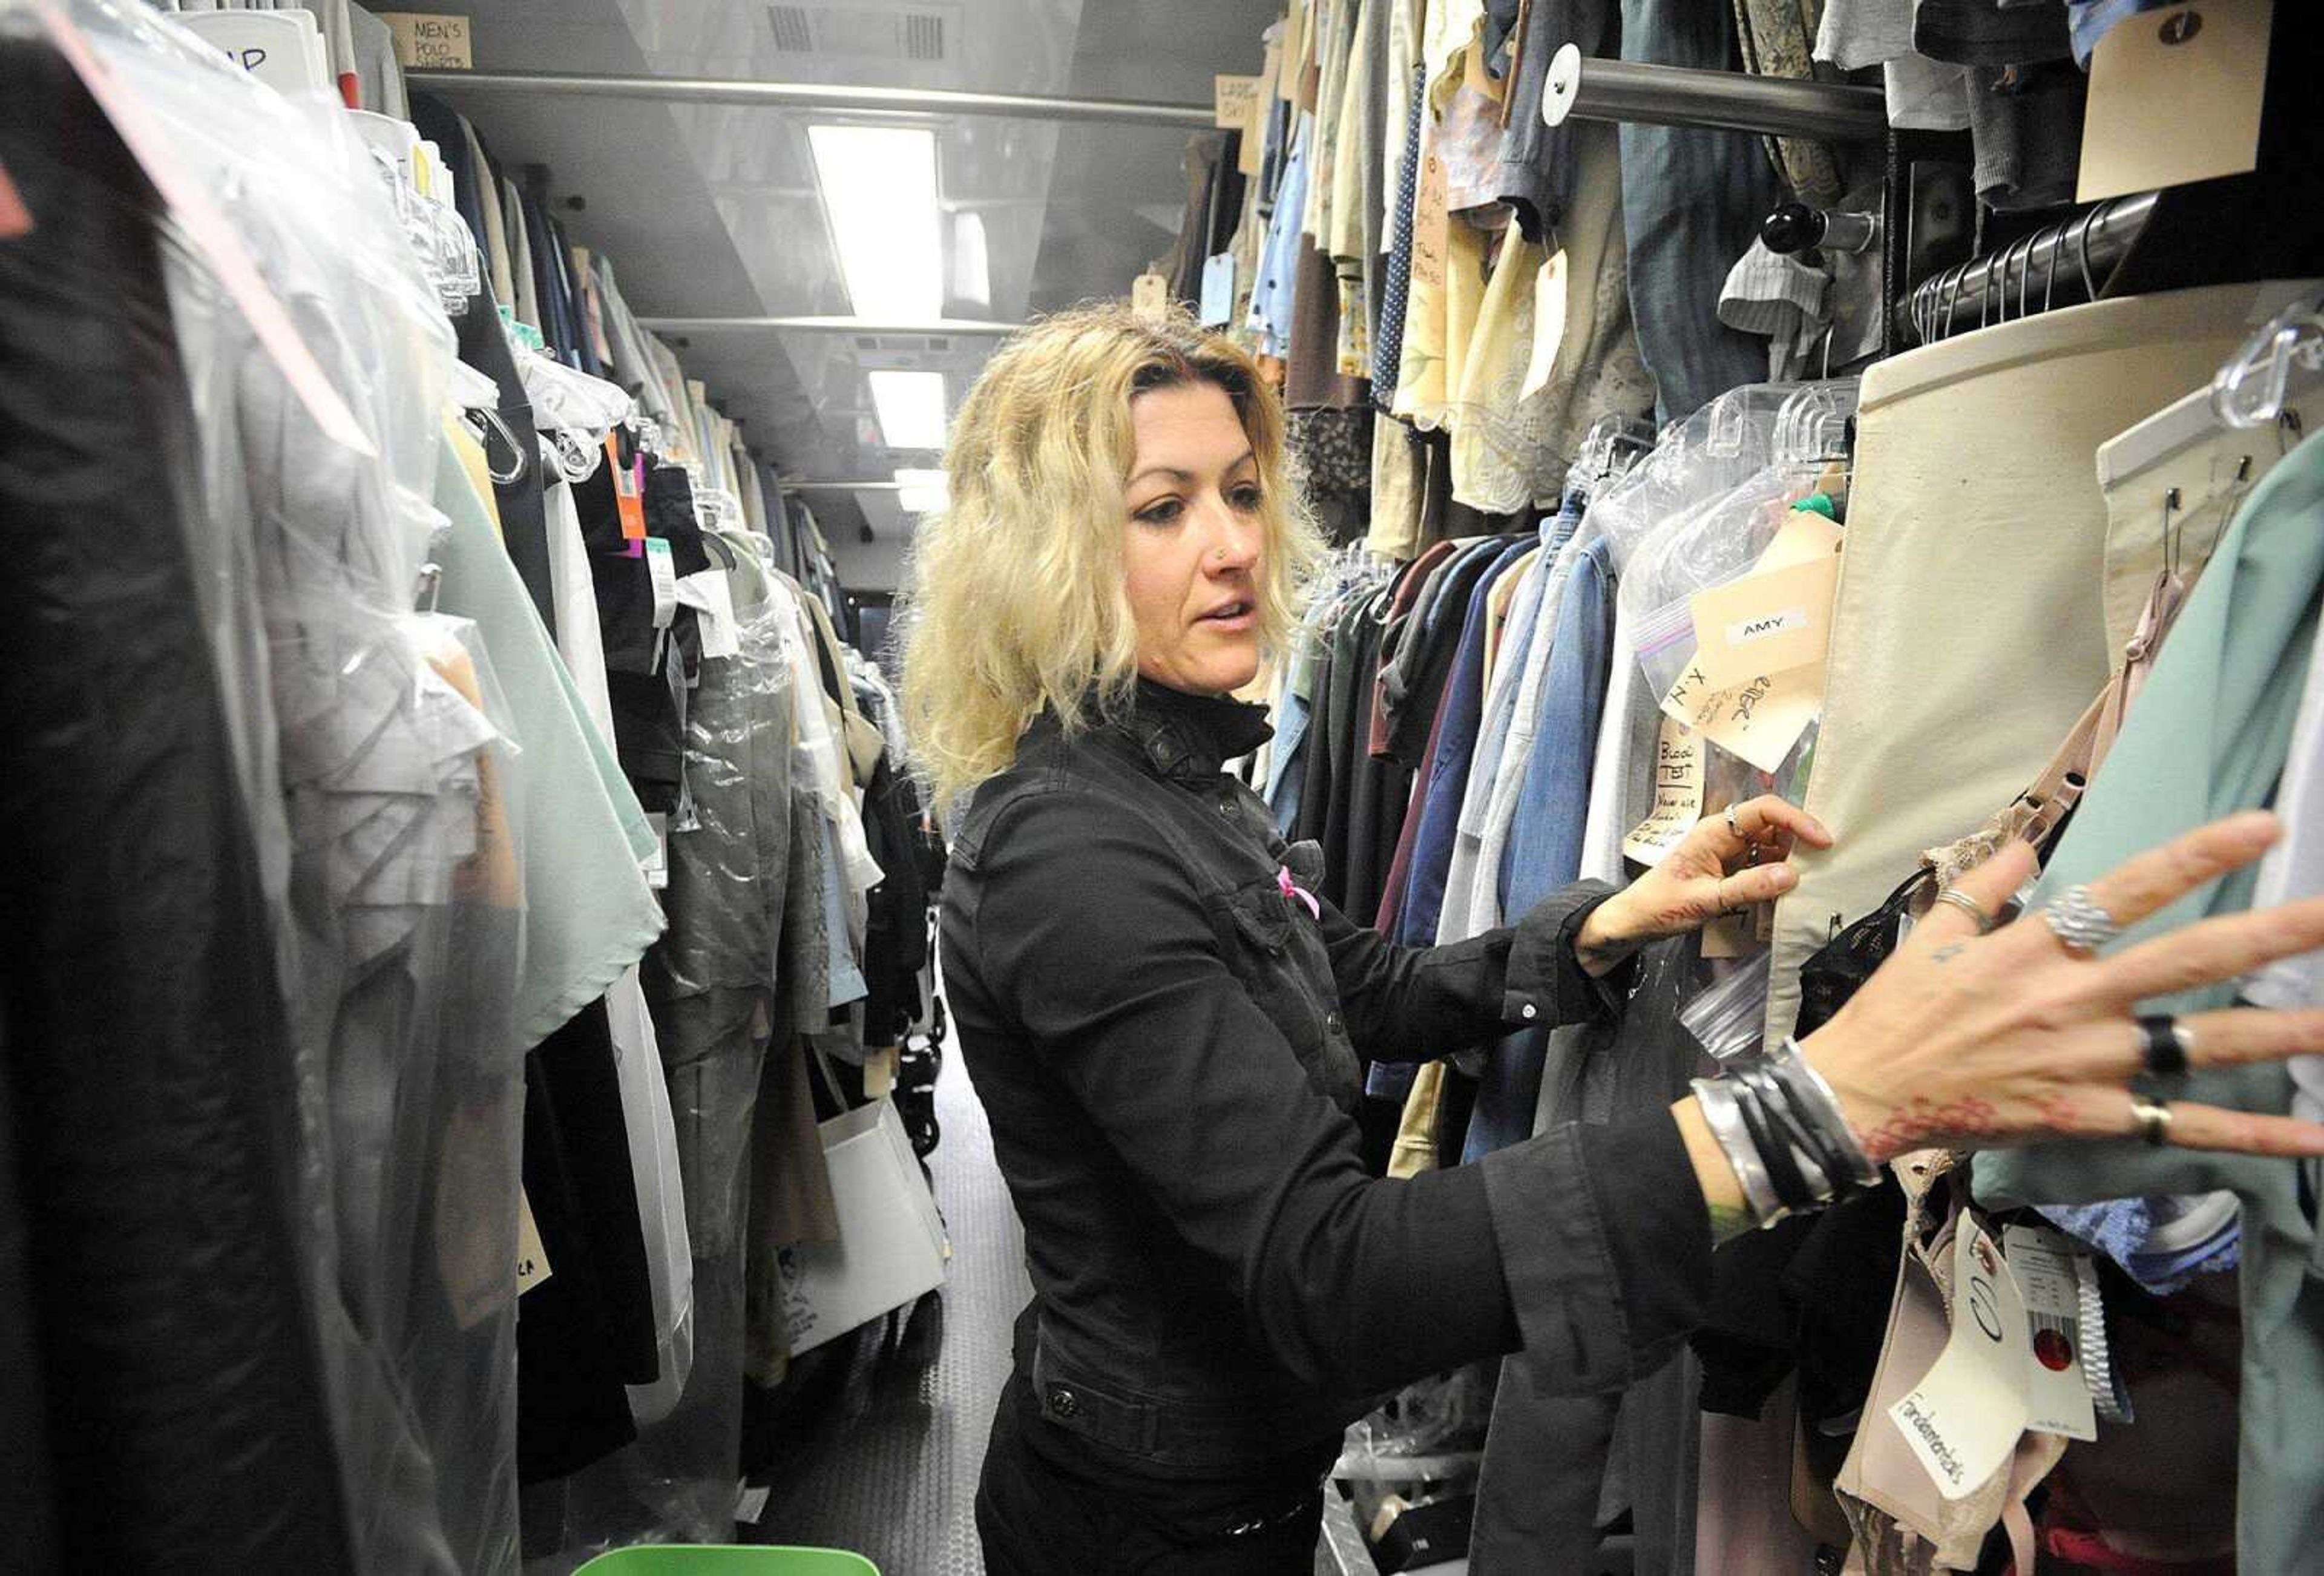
[738,1022,1365,1576]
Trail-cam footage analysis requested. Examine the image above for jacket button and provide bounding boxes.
[1047,1387,1079,1419]
[1519,1002,1538,1020]
[1325,1010,1344,1035]
[1218,798,1235,816]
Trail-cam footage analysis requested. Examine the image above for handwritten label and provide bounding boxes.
[0,156,30,239]
[1215,73,1264,130]
[1661,660,1824,777]
[514,1186,553,1294]
[1131,272,1169,321]
[1410,136,1451,292]
[1890,1218,2030,1500]
[1623,718,1704,867]
[379,11,474,70]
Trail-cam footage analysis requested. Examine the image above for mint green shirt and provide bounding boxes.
[1976,429,2324,1572]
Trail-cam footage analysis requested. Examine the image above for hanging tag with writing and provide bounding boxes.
[1623,717,1704,867]
[1889,1218,2032,1500]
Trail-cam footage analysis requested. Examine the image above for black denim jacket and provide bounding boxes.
[942,681,1711,1477]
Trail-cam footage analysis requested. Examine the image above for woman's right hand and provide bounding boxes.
[1800,810,2324,1164]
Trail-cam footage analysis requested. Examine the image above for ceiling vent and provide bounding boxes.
[766,5,953,62]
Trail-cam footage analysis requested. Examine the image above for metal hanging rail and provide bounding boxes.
[404,69,1215,129]
[1903,191,2159,345]
[1540,44,1889,142]
[641,315,1023,337]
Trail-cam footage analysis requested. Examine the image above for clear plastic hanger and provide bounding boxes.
[2211,287,2324,431]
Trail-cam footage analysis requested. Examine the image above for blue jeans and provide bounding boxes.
[1618,0,1781,423]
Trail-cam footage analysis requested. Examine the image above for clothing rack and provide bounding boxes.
[405,68,1213,130]
[1902,191,2160,346]
[1539,44,1889,143]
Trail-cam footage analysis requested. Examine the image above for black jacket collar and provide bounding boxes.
[1112,678,1274,783]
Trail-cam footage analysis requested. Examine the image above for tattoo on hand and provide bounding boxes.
[1931,943,1966,964]
[1859,1095,2000,1163]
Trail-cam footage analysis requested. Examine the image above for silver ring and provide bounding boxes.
[1725,803,1744,839]
[2129,1095,2173,1147]
[2041,884,2121,955]
[1932,887,1996,934]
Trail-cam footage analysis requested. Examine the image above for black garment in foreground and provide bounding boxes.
[942,678,1710,1514]
[0,41,352,1567]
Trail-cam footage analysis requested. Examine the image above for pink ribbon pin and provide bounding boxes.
[1276,865,1321,921]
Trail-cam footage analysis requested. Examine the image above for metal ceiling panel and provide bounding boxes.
[412,0,1269,588]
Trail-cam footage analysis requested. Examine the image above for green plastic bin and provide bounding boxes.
[573,1545,878,1576]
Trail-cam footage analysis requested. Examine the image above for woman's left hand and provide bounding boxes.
[1572,795,1834,977]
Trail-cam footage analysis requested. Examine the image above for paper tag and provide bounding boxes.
[1689,551,1840,692]
[1661,660,1825,777]
[2004,1224,2100,1442]
[514,1186,552,1295]
[1411,136,1451,292]
[1623,717,1704,866]
[2078,0,2270,203]
[1199,253,1236,326]
[378,11,474,70]
[1280,0,1307,100]
[0,156,31,239]
[645,536,678,629]
[677,568,741,660]
[644,811,670,890]
[1131,272,1169,321]
[734,1483,770,1525]
[1215,73,1264,129]
[1889,1218,2032,1500]
[1701,904,1759,960]
[865,1045,899,1100]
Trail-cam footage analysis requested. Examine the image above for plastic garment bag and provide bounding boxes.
[67,4,530,1568]
[1622,382,1859,698]
[537,541,806,1561]
[0,26,356,1568]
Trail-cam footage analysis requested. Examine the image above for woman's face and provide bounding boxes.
[1121,381,1267,698]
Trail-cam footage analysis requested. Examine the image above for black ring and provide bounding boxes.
[2137,1014,2190,1078]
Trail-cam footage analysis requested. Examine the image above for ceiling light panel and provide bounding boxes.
[867,368,948,450]
[893,467,950,513]
[809,123,943,321]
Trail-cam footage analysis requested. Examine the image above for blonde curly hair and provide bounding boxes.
[897,301,1325,815]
